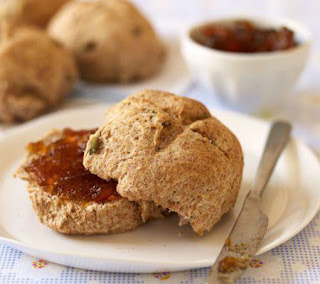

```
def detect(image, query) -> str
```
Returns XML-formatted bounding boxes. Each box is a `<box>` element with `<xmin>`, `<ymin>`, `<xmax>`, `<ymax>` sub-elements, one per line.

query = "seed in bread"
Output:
<box><xmin>48</xmin><ymin>0</ymin><xmax>164</xmax><ymax>83</ymax></box>
<box><xmin>0</xmin><ymin>26</ymin><xmax>77</xmax><ymax>123</ymax></box>
<box><xmin>83</xmin><ymin>90</ymin><xmax>244</xmax><ymax>235</ymax></box>
<box><xmin>15</xmin><ymin>128</ymin><xmax>164</xmax><ymax>235</ymax></box>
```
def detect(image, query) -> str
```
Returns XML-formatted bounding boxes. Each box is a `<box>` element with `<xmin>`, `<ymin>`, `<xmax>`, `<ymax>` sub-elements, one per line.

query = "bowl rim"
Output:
<box><xmin>182</xmin><ymin>15</ymin><xmax>312</xmax><ymax>60</ymax></box>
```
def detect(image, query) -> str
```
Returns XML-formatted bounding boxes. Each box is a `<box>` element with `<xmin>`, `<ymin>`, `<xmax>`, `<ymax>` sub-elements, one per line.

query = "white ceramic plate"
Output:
<box><xmin>0</xmin><ymin>105</ymin><xmax>319</xmax><ymax>273</ymax></box>
<box><xmin>73</xmin><ymin>29</ymin><xmax>191</xmax><ymax>101</ymax></box>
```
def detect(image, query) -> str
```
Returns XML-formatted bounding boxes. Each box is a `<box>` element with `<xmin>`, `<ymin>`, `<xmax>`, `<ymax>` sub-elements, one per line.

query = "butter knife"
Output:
<box><xmin>206</xmin><ymin>121</ymin><xmax>292</xmax><ymax>284</ymax></box>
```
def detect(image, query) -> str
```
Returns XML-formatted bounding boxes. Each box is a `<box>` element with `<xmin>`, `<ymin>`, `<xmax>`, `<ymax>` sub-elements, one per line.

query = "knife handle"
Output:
<box><xmin>250</xmin><ymin>121</ymin><xmax>291</xmax><ymax>199</ymax></box>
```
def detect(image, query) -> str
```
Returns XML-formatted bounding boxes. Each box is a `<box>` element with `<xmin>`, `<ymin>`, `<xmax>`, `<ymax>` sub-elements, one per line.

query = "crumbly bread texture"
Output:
<box><xmin>26</xmin><ymin>185</ymin><xmax>143</xmax><ymax>235</ymax></box>
<box><xmin>0</xmin><ymin>0</ymin><xmax>70</xmax><ymax>27</ymax></box>
<box><xmin>0</xmin><ymin>26</ymin><xmax>77</xmax><ymax>123</ymax></box>
<box><xmin>48</xmin><ymin>0</ymin><xmax>164</xmax><ymax>83</ymax></box>
<box><xmin>15</xmin><ymin>129</ymin><xmax>164</xmax><ymax>235</ymax></box>
<box><xmin>83</xmin><ymin>90</ymin><xmax>244</xmax><ymax>235</ymax></box>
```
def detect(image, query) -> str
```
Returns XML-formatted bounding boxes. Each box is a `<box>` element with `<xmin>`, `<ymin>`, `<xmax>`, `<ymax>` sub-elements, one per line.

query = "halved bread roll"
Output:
<box><xmin>83</xmin><ymin>90</ymin><xmax>244</xmax><ymax>235</ymax></box>
<box><xmin>15</xmin><ymin>128</ymin><xmax>164</xmax><ymax>235</ymax></box>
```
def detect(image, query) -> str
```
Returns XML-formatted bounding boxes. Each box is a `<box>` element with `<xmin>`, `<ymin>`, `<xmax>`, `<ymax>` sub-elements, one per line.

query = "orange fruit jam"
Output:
<box><xmin>25</xmin><ymin>128</ymin><xmax>120</xmax><ymax>203</ymax></box>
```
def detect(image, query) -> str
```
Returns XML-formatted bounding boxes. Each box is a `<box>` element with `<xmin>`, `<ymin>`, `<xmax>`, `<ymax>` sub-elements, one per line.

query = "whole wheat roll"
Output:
<box><xmin>84</xmin><ymin>90</ymin><xmax>244</xmax><ymax>235</ymax></box>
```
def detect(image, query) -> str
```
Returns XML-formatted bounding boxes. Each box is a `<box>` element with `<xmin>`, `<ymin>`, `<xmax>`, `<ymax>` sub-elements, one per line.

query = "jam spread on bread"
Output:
<box><xmin>193</xmin><ymin>20</ymin><xmax>297</xmax><ymax>53</ymax></box>
<box><xmin>25</xmin><ymin>128</ymin><xmax>120</xmax><ymax>203</ymax></box>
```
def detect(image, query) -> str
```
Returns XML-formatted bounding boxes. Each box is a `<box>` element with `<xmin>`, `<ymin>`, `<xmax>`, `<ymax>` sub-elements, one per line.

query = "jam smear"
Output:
<box><xmin>192</xmin><ymin>20</ymin><xmax>297</xmax><ymax>53</ymax></box>
<box><xmin>25</xmin><ymin>128</ymin><xmax>120</xmax><ymax>203</ymax></box>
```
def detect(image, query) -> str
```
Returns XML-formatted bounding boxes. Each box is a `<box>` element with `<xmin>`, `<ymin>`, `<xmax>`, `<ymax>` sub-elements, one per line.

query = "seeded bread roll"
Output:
<box><xmin>0</xmin><ymin>0</ymin><xmax>70</xmax><ymax>27</ymax></box>
<box><xmin>83</xmin><ymin>90</ymin><xmax>244</xmax><ymax>235</ymax></box>
<box><xmin>15</xmin><ymin>129</ymin><xmax>164</xmax><ymax>235</ymax></box>
<box><xmin>0</xmin><ymin>26</ymin><xmax>77</xmax><ymax>123</ymax></box>
<box><xmin>48</xmin><ymin>0</ymin><xmax>164</xmax><ymax>83</ymax></box>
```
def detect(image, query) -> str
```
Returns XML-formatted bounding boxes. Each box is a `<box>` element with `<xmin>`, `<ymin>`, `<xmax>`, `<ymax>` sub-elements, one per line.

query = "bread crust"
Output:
<box><xmin>48</xmin><ymin>0</ymin><xmax>164</xmax><ymax>83</ymax></box>
<box><xmin>84</xmin><ymin>90</ymin><xmax>244</xmax><ymax>234</ymax></box>
<box><xmin>15</xmin><ymin>129</ymin><xmax>163</xmax><ymax>235</ymax></box>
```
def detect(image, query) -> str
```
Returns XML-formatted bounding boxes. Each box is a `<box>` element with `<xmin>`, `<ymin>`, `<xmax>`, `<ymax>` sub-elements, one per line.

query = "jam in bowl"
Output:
<box><xmin>191</xmin><ymin>20</ymin><xmax>298</xmax><ymax>53</ymax></box>
<box><xmin>181</xmin><ymin>16</ymin><xmax>311</xmax><ymax>113</ymax></box>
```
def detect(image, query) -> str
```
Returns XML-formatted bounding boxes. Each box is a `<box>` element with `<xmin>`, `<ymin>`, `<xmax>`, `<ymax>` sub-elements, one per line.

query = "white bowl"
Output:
<box><xmin>181</xmin><ymin>16</ymin><xmax>312</xmax><ymax>113</ymax></box>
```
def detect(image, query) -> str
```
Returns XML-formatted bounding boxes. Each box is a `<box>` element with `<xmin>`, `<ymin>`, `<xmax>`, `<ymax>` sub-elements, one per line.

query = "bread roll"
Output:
<box><xmin>84</xmin><ymin>90</ymin><xmax>244</xmax><ymax>235</ymax></box>
<box><xmin>0</xmin><ymin>0</ymin><xmax>70</xmax><ymax>27</ymax></box>
<box><xmin>48</xmin><ymin>0</ymin><xmax>164</xmax><ymax>83</ymax></box>
<box><xmin>0</xmin><ymin>26</ymin><xmax>77</xmax><ymax>123</ymax></box>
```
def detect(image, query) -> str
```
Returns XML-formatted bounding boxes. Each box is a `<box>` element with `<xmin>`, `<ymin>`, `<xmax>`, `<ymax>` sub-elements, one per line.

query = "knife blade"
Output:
<box><xmin>206</xmin><ymin>121</ymin><xmax>292</xmax><ymax>284</ymax></box>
